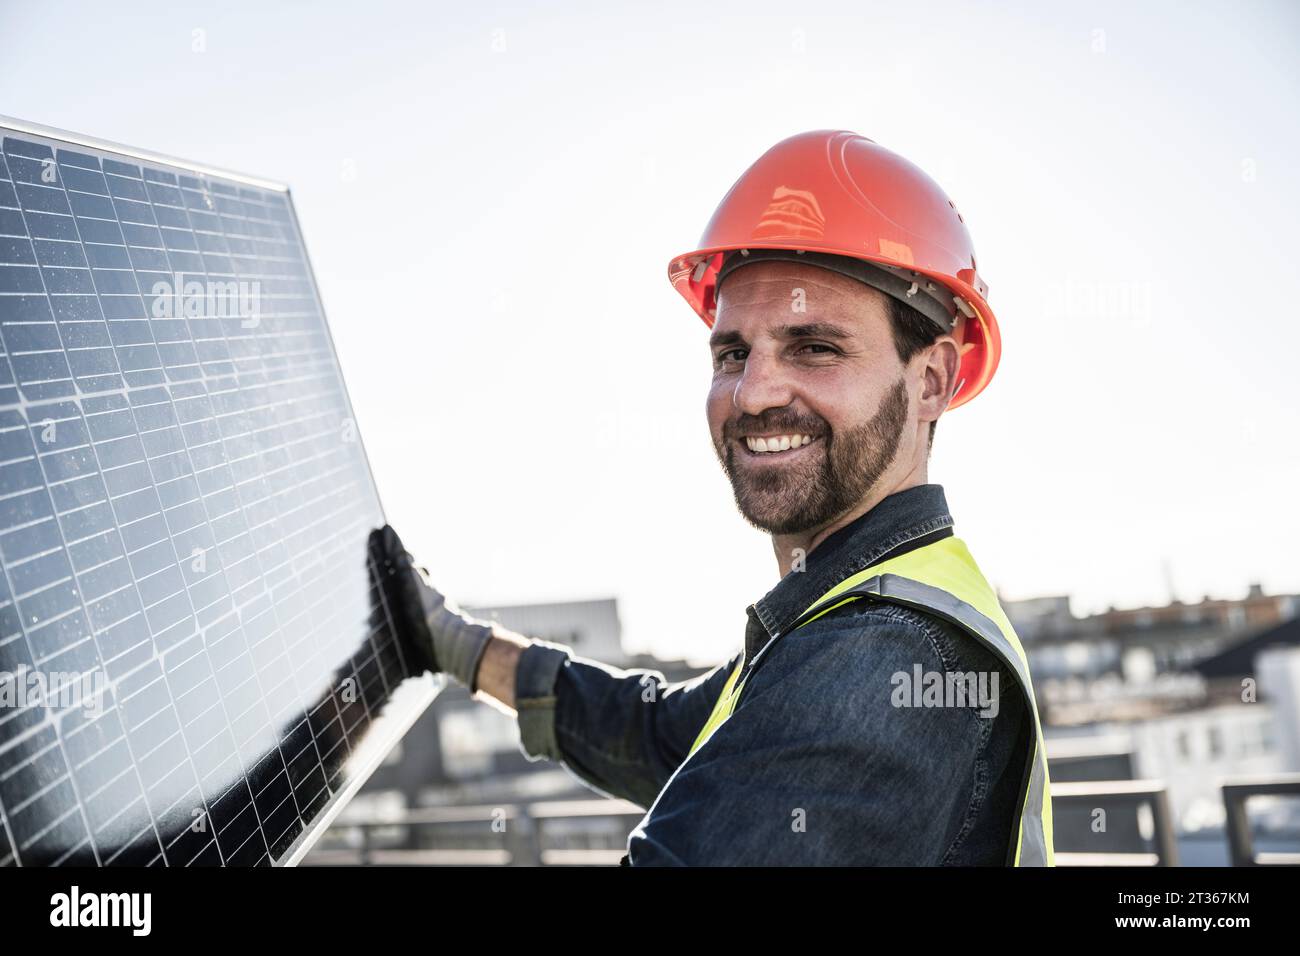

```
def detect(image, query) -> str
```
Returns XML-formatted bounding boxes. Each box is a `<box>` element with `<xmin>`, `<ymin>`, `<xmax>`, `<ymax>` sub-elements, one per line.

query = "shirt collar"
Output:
<box><xmin>743</xmin><ymin>484</ymin><xmax>954</xmax><ymax>663</ymax></box>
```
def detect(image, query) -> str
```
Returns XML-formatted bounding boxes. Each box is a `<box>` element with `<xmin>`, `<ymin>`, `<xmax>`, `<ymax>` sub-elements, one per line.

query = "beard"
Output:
<box><xmin>713</xmin><ymin>377</ymin><xmax>909</xmax><ymax>536</ymax></box>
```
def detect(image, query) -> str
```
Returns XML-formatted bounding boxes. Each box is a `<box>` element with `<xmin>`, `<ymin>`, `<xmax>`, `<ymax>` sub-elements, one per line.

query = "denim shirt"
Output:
<box><xmin>513</xmin><ymin>484</ymin><xmax>1030</xmax><ymax>865</ymax></box>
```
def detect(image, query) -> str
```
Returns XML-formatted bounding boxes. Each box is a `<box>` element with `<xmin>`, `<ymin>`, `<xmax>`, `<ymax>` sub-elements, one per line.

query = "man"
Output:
<box><xmin>372</xmin><ymin>130</ymin><xmax>1054</xmax><ymax>866</ymax></box>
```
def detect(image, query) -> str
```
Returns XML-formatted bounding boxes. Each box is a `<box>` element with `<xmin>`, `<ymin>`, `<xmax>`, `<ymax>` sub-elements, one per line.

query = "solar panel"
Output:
<box><xmin>0</xmin><ymin>118</ymin><xmax>435</xmax><ymax>866</ymax></box>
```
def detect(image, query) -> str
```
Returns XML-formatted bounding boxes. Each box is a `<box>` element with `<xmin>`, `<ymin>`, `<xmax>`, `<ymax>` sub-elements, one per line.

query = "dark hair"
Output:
<box><xmin>887</xmin><ymin>296</ymin><xmax>943</xmax><ymax>451</ymax></box>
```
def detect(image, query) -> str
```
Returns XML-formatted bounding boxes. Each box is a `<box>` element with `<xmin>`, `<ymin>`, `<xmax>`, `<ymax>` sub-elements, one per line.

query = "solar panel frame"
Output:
<box><xmin>0</xmin><ymin>116</ymin><xmax>438</xmax><ymax>867</ymax></box>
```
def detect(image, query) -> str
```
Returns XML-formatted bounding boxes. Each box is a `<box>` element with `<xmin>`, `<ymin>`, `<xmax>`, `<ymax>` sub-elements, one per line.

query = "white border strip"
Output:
<box><xmin>0</xmin><ymin>114</ymin><xmax>288</xmax><ymax>192</ymax></box>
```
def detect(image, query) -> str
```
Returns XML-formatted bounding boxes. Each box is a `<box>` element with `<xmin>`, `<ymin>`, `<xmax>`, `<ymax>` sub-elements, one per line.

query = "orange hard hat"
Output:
<box><xmin>667</xmin><ymin>130</ymin><xmax>1000</xmax><ymax>409</ymax></box>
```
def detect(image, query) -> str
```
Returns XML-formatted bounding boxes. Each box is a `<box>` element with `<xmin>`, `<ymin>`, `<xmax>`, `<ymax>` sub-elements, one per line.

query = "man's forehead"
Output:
<box><xmin>712</xmin><ymin>261</ymin><xmax>888</xmax><ymax>340</ymax></box>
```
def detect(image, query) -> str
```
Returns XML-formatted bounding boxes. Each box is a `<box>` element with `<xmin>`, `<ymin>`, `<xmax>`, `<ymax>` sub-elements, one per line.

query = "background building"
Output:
<box><xmin>1008</xmin><ymin>586</ymin><xmax>1300</xmax><ymax>865</ymax></box>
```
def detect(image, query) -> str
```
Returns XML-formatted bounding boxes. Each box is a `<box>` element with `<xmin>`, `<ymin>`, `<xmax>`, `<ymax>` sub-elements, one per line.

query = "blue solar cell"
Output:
<box><xmin>0</xmin><ymin>120</ymin><xmax>432</xmax><ymax>867</ymax></box>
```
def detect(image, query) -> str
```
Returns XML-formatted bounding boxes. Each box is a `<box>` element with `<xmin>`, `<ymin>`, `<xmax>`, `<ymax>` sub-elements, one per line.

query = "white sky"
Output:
<box><xmin>3</xmin><ymin>0</ymin><xmax>1297</xmax><ymax>664</ymax></box>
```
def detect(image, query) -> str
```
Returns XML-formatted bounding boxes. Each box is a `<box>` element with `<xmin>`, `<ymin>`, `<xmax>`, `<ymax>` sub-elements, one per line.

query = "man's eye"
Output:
<box><xmin>717</xmin><ymin>348</ymin><xmax>747</xmax><ymax>363</ymax></box>
<box><xmin>799</xmin><ymin>343</ymin><xmax>837</xmax><ymax>355</ymax></box>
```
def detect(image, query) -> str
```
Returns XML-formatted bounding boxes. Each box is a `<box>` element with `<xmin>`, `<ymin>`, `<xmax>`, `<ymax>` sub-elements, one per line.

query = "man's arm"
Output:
<box><xmin>496</xmin><ymin>638</ymin><xmax>738</xmax><ymax>809</ymax></box>
<box><xmin>472</xmin><ymin>630</ymin><xmax>529</xmax><ymax>709</ymax></box>
<box><xmin>625</xmin><ymin>603</ymin><xmax>1024</xmax><ymax>865</ymax></box>
<box><xmin>371</xmin><ymin>524</ymin><xmax>736</xmax><ymax>810</ymax></box>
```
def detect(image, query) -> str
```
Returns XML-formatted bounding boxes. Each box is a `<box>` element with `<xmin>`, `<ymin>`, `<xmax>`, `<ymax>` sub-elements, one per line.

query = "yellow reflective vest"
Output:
<box><xmin>687</xmin><ymin>534</ymin><xmax>1055</xmax><ymax>866</ymax></box>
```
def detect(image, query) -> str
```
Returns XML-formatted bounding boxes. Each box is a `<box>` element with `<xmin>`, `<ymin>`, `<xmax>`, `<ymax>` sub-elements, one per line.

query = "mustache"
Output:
<box><xmin>724</xmin><ymin>413</ymin><xmax>827</xmax><ymax>441</ymax></box>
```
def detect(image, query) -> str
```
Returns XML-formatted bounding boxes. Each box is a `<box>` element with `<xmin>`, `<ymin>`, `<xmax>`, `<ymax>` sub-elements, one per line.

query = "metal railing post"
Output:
<box><xmin>1221</xmin><ymin>773</ymin><xmax>1300</xmax><ymax>866</ymax></box>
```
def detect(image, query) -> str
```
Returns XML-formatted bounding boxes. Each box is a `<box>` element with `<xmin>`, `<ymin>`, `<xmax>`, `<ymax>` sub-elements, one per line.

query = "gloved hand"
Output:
<box><xmin>368</xmin><ymin>524</ymin><xmax>495</xmax><ymax>692</ymax></box>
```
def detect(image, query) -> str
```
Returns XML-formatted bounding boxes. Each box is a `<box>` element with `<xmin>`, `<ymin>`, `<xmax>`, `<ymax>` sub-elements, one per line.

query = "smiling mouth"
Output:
<box><xmin>738</xmin><ymin>433</ymin><xmax>821</xmax><ymax>460</ymax></box>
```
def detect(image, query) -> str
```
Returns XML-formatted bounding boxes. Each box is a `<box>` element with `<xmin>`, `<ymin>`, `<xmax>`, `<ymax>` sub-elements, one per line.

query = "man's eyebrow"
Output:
<box><xmin>708</xmin><ymin>328</ymin><xmax>746</xmax><ymax>350</ymax></box>
<box><xmin>776</xmin><ymin>321</ymin><xmax>854</xmax><ymax>341</ymax></box>
<box><xmin>708</xmin><ymin>322</ymin><xmax>854</xmax><ymax>351</ymax></box>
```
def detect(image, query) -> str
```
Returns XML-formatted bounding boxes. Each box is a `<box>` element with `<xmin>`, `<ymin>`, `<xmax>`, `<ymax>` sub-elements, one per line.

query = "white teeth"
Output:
<box><xmin>745</xmin><ymin>434</ymin><xmax>815</xmax><ymax>453</ymax></box>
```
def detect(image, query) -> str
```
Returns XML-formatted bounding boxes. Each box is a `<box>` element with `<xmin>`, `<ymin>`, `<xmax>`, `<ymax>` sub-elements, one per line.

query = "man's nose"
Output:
<box><xmin>732</xmin><ymin>350</ymin><xmax>796</xmax><ymax>416</ymax></box>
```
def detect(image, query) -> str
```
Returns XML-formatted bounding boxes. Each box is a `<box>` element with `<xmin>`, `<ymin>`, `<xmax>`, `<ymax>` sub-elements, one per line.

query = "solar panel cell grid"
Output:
<box><xmin>0</xmin><ymin>123</ymin><xmax>428</xmax><ymax>866</ymax></box>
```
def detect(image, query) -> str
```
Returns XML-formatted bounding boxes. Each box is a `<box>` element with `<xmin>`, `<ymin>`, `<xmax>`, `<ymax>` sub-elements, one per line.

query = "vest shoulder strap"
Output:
<box><xmin>786</xmin><ymin>535</ymin><xmax>1053</xmax><ymax>866</ymax></box>
<box><xmin>685</xmin><ymin>534</ymin><xmax>1055</xmax><ymax>865</ymax></box>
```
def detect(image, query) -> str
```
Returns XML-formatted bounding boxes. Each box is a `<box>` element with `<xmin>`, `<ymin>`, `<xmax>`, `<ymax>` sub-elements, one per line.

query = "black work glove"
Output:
<box><xmin>368</xmin><ymin>524</ymin><xmax>494</xmax><ymax>692</ymax></box>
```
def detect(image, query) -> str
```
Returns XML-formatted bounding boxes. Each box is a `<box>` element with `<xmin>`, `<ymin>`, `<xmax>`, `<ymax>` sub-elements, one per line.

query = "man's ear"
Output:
<box><xmin>917</xmin><ymin>336</ymin><xmax>961</xmax><ymax>425</ymax></box>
